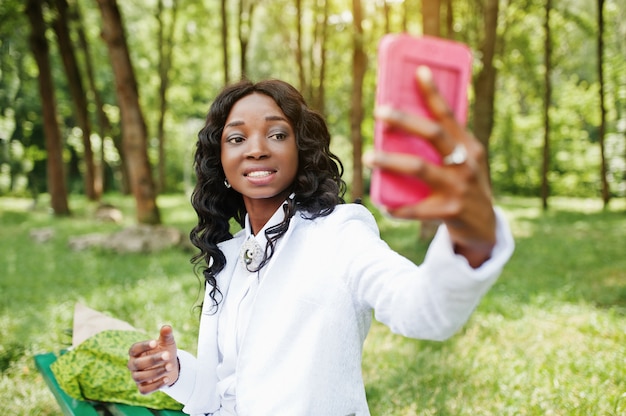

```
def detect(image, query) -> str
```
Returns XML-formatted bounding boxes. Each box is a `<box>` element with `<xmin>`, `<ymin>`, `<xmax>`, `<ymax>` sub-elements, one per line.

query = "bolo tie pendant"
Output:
<box><xmin>239</xmin><ymin>236</ymin><xmax>263</xmax><ymax>270</ymax></box>
<box><xmin>243</xmin><ymin>247</ymin><xmax>255</xmax><ymax>265</ymax></box>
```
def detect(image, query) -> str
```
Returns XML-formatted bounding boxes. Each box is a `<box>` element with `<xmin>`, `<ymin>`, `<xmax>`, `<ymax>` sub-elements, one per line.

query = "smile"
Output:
<box><xmin>245</xmin><ymin>170</ymin><xmax>274</xmax><ymax>178</ymax></box>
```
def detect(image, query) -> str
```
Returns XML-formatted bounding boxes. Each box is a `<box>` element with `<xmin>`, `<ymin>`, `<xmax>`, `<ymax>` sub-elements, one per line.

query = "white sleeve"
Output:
<box><xmin>160</xmin><ymin>349</ymin><xmax>197</xmax><ymax>405</ymax></box>
<box><xmin>346</xmin><ymin>206</ymin><xmax>514</xmax><ymax>341</ymax></box>
<box><xmin>424</xmin><ymin>207</ymin><xmax>515</xmax><ymax>284</ymax></box>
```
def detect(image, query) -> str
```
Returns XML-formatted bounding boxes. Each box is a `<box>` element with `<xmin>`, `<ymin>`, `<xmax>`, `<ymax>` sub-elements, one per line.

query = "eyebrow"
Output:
<box><xmin>224</xmin><ymin>115</ymin><xmax>288</xmax><ymax>129</ymax></box>
<box><xmin>225</xmin><ymin>120</ymin><xmax>244</xmax><ymax>128</ymax></box>
<box><xmin>265</xmin><ymin>115</ymin><xmax>288</xmax><ymax>123</ymax></box>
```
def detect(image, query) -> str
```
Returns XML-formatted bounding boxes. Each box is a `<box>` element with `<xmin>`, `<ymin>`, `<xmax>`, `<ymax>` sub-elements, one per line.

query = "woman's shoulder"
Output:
<box><xmin>300</xmin><ymin>203</ymin><xmax>378</xmax><ymax>232</ymax></box>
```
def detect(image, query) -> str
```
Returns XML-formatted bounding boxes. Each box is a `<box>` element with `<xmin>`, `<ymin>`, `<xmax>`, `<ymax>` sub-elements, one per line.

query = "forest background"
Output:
<box><xmin>1</xmin><ymin>0</ymin><xmax>626</xmax><ymax>415</ymax></box>
<box><xmin>1</xmin><ymin>0</ymin><xmax>625</xmax><ymax>220</ymax></box>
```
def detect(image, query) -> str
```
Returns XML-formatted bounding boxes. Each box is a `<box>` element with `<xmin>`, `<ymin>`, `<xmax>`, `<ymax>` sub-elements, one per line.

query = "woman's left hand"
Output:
<box><xmin>363</xmin><ymin>66</ymin><xmax>496</xmax><ymax>268</ymax></box>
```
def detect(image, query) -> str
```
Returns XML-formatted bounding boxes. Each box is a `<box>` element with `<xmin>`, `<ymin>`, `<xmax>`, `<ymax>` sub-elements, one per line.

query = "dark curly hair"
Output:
<box><xmin>190</xmin><ymin>79</ymin><xmax>346</xmax><ymax>313</ymax></box>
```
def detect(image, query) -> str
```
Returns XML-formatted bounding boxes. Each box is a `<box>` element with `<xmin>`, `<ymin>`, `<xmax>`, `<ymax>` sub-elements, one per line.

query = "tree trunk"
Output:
<box><xmin>156</xmin><ymin>0</ymin><xmax>178</xmax><ymax>193</ymax></box>
<box><xmin>422</xmin><ymin>0</ymin><xmax>440</xmax><ymax>36</ymax></box>
<box><xmin>597</xmin><ymin>0</ymin><xmax>610</xmax><ymax>207</ymax></box>
<box><xmin>383</xmin><ymin>0</ymin><xmax>390</xmax><ymax>33</ymax></box>
<box><xmin>238</xmin><ymin>0</ymin><xmax>255</xmax><ymax>79</ymax></box>
<box><xmin>51</xmin><ymin>0</ymin><xmax>98</xmax><ymax>201</ymax></box>
<box><xmin>312</xmin><ymin>0</ymin><xmax>329</xmax><ymax>114</ymax></box>
<box><xmin>473</xmin><ymin>0</ymin><xmax>499</xmax><ymax>153</ymax></box>
<box><xmin>295</xmin><ymin>0</ymin><xmax>307</xmax><ymax>97</ymax></box>
<box><xmin>96</xmin><ymin>0</ymin><xmax>161</xmax><ymax>224</ymax></box>
<box><xmin>541</xmin><ymin>0</ymin><xmax>552</xmax><ymax>211</ymax></box>
<box><xmin>401</xmin><ymin>0</ymin><xmax>408</xmax><ymax>32</ymax></box>
<box><xmin>221</xmin><ymin>0</ymin><xmax>230</xmax><ymax>85</ymax></box>
<box><xmin>444</xmin><ymin>0</ymin><xmax>453</xmax><ymax>39</ymax></box>
<box><xmin>76</xmin><ymin>1</ymin><xmax>129</xmax><ymax>194</ymax></box>
<box><xmin>75</xmin><ymin>1</ymin><xmax>110</xmax><ymax>195</ymax></box>
<box><xmin>25</xmin><ymin>0</ymin><xmax>71</xmax><ymax>216</ymax></box>
<box><xmin>350</xmin><ymin>0</ymin><xmax>366</xmax><ymax>202</ymax></box>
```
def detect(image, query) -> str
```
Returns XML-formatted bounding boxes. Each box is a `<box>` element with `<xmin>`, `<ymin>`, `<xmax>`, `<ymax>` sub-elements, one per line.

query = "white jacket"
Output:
<box><xmin>163</xmin><ymin>204</ymin><xmax>514</xmax><ymax>415</ymax></box>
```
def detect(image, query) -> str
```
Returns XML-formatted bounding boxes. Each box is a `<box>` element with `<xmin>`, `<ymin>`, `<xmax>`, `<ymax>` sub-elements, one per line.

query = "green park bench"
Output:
<box><xmin>34</xmin><ymin>352</ymin><xmax>185</xmax><ymax>416</ymax></box>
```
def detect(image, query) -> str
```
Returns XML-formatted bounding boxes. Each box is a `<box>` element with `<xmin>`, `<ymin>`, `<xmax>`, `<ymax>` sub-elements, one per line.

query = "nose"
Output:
<box><xmin>245</xmin><ymin>135</ymin><xmax>269</xmax><ymax>159</ymax></box>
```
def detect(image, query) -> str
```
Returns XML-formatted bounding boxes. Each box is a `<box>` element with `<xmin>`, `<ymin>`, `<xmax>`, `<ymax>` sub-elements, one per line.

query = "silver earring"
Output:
<box><xmin>224</xmin><ymin>179</ymin><xmax>231</xmax><ymax>189</ymax></box>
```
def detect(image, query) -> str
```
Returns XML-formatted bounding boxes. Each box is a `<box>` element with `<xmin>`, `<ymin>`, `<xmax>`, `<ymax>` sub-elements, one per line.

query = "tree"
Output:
<box><xmin>238</xmin><ymin>0</ymin><xmax>256</xmax><ymax>79</ymax></box>
<box><xmin>473</xmin><ymin>0</ymin><xmax>500</xmax><ymax>154</ymax></box>
<box><xmin>25</xmin><ymin>0</ymin><xmax>70</xmax><ymax>216</ymax></box>
<box><xmin>156</xmin><ymin>0</ymin><xmax>178</xmax><ymax>192</ymax></box>
<box><xmin>96</xmin><ymin>0</ymin><xmax>160</xmax><ymax>224</ymax></box>
<box><xmin>401</xmin><ymin>0</ymin><xmax>409</xmax><ymax>32</ymax></box>
<box><xmin>350</xmin><ymin>0</ymin><xmax>366</xmax><ymax>202</ymax></box>
<box><xmin>597</xmin><ymin>0</ymin><xmax>610</xmax><ymax>206</ymax></box>
<box><xmin>422</xmin><ymin>0</ymin><xmax>441</xmax><ymax>36</ymax></box>
<box><xmin>311</xmin><ymin>0</ymin><xmax>329</xmax><ymax>113</ymax></box>
<box><xmin>220</xmin><ymin>0</ymin><xmax>230</xmax><ymax>84</ymax></box>
<box><xmin>73</xmin><ymin>1</ymin><xmax>125</xmax><ymax>194</ymax></box>
<box><xmin>5</xmin><ymin>0</ymin><xmax>624</xmax><ymax>205</ymax></box>
<box><xmin>541</xmin><ymin>0</ymin><xmax>552</xmax><ymax>210</ymax></box>
<box><xmin>295</xmin><ymin>0</ymin><xmax>306</xmax><ymax>95</ymax></box>
<box><xmin>382</xmin><ymin>0</ymin><xmax>390</xmax><ymax>33</ymax></box>
<box><xmin>443</xmin><ymin>0</ymin><xmax>453</xmax><ymax>39</ymax></box>
<box><xmin>50</xmin><ymin>0</ymin><xmax>99</xmax><ymax>200</ymax></box>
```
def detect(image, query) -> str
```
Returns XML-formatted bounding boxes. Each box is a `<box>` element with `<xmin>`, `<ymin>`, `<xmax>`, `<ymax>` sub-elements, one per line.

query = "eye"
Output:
<box><xmin>269</xmin><ymin>132</ymin><xmax>287</xmax><ymax>141</ymax></box>
<box><xmin>226</xmin><ymin>135</ymin><xmax>245</xmax><ymax>144</ymax></box>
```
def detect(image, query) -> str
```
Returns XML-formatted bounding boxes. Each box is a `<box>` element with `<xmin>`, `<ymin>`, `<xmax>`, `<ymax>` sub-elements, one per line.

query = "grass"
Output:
<box><xmin>1</xmin><ymin>193</ymin><xmax>625</xmax><ymax>415</ymax></box>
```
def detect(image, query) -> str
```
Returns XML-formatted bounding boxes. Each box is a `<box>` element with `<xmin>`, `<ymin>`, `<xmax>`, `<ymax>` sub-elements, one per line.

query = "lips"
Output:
<box><xmin>245</xmin><ymin>170</ymin><xmax>275</xmax><ymax>178</ymax></box>
<box><xmin>243</xmin><ymin>169</ymin><xmax>278</xmax><ymax>185</ymax></box>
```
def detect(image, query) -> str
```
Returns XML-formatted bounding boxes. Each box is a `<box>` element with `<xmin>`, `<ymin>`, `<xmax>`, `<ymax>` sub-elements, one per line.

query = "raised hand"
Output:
<box><xmin>127</xmin><ymin>325</ymin><xmax>179</xmax><ymax>394</ymax></box>
<box><xmin>364</xmin><ymin>66</ymin><xmax>496</xmax><ymax>268</ymax></box>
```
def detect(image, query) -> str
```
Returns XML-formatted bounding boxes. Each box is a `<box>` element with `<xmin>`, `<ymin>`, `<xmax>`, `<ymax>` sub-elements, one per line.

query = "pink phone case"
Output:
<box><xmin>370</xmin><ymin>34</ymin><xmax>472</xmax><ymax>210</ymax></box>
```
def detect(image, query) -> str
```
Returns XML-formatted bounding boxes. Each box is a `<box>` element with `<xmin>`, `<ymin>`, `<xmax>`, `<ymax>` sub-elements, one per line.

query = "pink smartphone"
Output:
<box><xmin>370</xmin><ymin>34</ymin><xmax>472</xmax><ymax>210</ymax></box>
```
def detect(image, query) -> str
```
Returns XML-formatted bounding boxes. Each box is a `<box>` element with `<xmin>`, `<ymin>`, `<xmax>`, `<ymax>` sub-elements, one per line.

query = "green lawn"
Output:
<box><xmin>1</xmin><ymin>194</ymin><xmax>625</xmax><ymax>415</ymax></box>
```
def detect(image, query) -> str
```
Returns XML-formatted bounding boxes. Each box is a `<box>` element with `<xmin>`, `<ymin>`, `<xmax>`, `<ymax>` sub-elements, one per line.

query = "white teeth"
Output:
<box><xmin>246</xmin><ymin>171</ymin><xmax>272</xmax><ymax>178</ymax></box>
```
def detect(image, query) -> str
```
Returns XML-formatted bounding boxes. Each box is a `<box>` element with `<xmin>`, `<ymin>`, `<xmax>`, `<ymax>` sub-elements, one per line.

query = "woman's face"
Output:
<box><xmin>221</xmin><ymin>93</ymin><xmax>299</xmax><ymax>210</ymax></box>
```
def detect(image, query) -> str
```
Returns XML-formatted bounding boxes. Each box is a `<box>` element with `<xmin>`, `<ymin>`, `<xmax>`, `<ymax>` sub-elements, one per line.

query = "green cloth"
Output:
<box><xmin>50</xmin><ymin>329</ymin><xmax>183</xmax><ymax>410</ymax></box>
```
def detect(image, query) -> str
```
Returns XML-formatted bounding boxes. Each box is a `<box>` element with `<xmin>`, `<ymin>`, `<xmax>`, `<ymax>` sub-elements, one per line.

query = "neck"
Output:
<box><xmin>244</xmin><ymin>202</ymin><xmax>280</xmax><ymax>235</ymax></box>
<box><xmin>244</xmin><ymin>192</ymin><xmax>291</xmax><ymax>235</ymax></box>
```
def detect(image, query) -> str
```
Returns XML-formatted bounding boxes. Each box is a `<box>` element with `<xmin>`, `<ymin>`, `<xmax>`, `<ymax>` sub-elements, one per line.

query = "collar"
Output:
<box><xmin>244</xmin><ymin>200</ymin><xmax>289</xmax><ymax>248</ymax></box>
<box><xmin>239</xmin><ymin>200</ymin><xmax>289</xmax><ymax>271</ymax></box>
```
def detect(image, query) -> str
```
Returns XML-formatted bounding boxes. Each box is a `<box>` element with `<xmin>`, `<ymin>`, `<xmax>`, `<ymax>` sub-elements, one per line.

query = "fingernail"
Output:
<box><xmin>149</xmin><ymin>340</ymin><xmax>157</xmax><ymax>348</ymax></box>
<box><xmin>362</xmin><ymin>151</ymin><xmax>376</xmax><ymax>167</ymax></box>
<box><xmin>374</xmin><ymin>105</ymin><xmax>394</xmax><ymax>119</ymax></box>
<box><xmin>162</xmin><ymin>351</ymin><xmax>170</xmax><ymax>361</ymax></box>
<box><xmin>417</xmin><ymin>65</ymin><xmax>432</xmax><ymax>81</ymax></box>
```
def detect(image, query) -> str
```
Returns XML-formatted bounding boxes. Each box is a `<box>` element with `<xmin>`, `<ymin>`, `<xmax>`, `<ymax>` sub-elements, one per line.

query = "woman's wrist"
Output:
<box><xmin>166</xmin><ymin>356</ymin><xmax>181</xmax><ymax>387</ymax></box>
<box><xmin>454</xmin><ymin>242</ymin><xmax>494</xmax><ymax>269</ymax></box>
